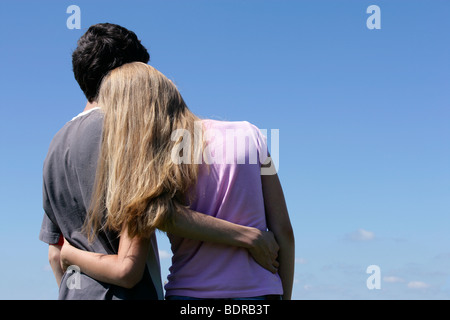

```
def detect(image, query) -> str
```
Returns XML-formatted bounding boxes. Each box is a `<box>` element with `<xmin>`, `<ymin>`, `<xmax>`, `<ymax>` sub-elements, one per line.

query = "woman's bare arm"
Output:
<box><xmin>60</xmin><ymin>227</ymin><xmax>150</xmax><ymax>289</ymax></box>
<box><xmin>261</xmin><ymin>172</ymin><xmax>295</xmax><ymax>300</ymax></box>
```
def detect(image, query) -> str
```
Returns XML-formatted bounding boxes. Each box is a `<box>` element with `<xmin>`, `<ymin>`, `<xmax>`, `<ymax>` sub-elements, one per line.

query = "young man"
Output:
<box><xmin>39</xmin><ymin>23</ymin><xmax>279</xmax><ymax>300</ymax></box>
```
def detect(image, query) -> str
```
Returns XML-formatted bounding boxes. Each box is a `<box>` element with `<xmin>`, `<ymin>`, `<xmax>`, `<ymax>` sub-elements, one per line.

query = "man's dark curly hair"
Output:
<box><xmin>72</xmin><ymin>23</ymin><xmax>150</xmax><ymax>102</ymax></box>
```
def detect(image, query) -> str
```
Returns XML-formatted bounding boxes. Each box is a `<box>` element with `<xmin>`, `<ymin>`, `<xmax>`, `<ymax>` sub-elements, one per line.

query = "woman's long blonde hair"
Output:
<box><xmin>84</xmin><ymin>62</ymin><xmax>201</xmax><ymax>240</ymax></box>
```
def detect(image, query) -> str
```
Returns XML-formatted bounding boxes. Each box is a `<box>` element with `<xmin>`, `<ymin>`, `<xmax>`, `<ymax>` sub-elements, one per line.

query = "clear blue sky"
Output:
<box><xmin>0</xmin><ymin>0</ymin><xmax>449</xmax><ymax>299</ymax></box>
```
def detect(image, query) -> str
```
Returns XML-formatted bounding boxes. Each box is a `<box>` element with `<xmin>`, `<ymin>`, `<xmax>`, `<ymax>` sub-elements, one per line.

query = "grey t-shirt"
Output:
<box><xmin>39</xmin><ymin>108</ymin><xmax>163</xmax><ymax>300</ymax></box>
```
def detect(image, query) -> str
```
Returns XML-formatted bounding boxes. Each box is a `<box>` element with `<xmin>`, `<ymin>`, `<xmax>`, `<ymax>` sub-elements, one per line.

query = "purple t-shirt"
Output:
<box><xmin>165</xmin><ymin>119</ymin><xmax>283</xmax><ymax>298</ymax></box>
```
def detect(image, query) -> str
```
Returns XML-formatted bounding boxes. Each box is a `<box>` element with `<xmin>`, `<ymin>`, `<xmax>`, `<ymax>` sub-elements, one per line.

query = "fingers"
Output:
<box><xmin>248</xmin><ymin>230</ymin><xmax>281</xmax><ymax>274</ymax></box>
<box><xmin>265</xmin><ymin>258</ymin><xmax>279</xmax><ymax>274</ymax></box>
<box><xmin>265</xmin><ymin>263</ymin><xmax>277</xmax><ymax>274</ymax></box>
<box><xmin>255</xmin><ymin>255</ymin><xmax>279</xmax><ymax>274</ymax></box>
<box><xmin>269</xmin><ymin>262</ymin><xmax>279</xmax><ymax>274</ymax></box>
<box><xmin>271</xmin><ymin>259</ymin><xmax>280</xmax><ymax>274</ymax></box>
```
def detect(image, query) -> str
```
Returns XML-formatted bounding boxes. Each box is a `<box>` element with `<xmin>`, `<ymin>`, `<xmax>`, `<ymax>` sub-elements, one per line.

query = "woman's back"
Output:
<box><xmin>165</xmin><ymin>119</ymin><xmax>283</xmax><ymax>299</ymax></box>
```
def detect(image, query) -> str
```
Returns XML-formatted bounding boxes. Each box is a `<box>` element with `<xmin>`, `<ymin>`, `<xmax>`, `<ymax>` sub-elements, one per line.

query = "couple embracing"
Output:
<box><xmin>39</xmin><ymin>23</ymin><xmax>294</xmax><ymax>300</ymax></box>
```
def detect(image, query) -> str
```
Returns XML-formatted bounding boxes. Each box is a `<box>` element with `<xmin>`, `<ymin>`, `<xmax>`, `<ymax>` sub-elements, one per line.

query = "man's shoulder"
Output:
<box><xmin>44</xmin><ymin>109</ymin><xmax>103</xmax><ymax>165</ymax></box>
<box><xmin>49</xmin><ymin>109</ymin><xmax>102</xmax><ymax>145</ymax></box>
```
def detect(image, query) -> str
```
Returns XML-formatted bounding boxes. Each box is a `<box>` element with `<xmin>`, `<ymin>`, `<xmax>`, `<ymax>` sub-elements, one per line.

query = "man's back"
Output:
<box><xmin>39</xmin><ymin>108</ymin><xmax>163</xmax><ymax>299</ymax></box>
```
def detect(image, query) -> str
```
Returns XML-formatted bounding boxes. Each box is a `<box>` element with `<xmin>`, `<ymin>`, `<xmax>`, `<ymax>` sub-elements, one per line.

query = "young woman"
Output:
<box><xmin>61</xmin><ymin>62</ymin><xmax>295</xmax><ymax>299</ymax></box>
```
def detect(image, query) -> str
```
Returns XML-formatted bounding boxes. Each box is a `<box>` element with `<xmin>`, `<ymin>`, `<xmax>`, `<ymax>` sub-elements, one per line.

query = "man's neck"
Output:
<box><xmin>84</xmin><ymin>101</ymin><xmax>98</xmax><ymax>112</ymax></box>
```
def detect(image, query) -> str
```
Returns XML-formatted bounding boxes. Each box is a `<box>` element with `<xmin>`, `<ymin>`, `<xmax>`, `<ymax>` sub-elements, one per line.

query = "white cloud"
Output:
<box><xmin>407</xmin><ymin>281</ymin><xmax>430</xmax><ymax>289</ymax></box>
<box><xmin>159</xmin><ymin>250</ymin><xmax>172</xmax><ymax>260</ymax></box>
<box><xmin>345</xmin><ymin>228</ymin><xmax>375</xmax><ymax>242</ymax></box>
<box><xmin>383</xmin><ymin>276</ymin><xmax>405</xmax><ymax>283</ymax></box>
<box><xmin>295</xmin><ymin>258</ymin><xmax>308</xmax><ymax>264</ymax></box>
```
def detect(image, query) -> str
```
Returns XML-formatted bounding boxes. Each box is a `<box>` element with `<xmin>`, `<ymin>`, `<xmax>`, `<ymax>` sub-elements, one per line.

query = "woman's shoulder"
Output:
<box><xmin>202</xmin><ymin>119</ymin><xmax>260</xmax><ymax>132</ymax></box>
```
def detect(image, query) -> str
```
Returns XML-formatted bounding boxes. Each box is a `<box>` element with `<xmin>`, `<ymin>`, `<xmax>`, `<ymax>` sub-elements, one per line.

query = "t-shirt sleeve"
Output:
<box><xmin>249</xmin><ymin>122</ymin><xmax>269</xmax><ymax>166</ymax></box>
<box><xmin>39</xmin><ymin>213</ymin><xmax>61</xmax><ymax>245</ymax></box>
<box><xmin>39</xmin><ymin>180</ymin><xmax>61</xmax><ymax>245</ymax></box>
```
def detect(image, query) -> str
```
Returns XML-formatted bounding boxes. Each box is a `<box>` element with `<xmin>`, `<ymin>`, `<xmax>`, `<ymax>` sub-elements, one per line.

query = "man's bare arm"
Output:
<box><xmin>162</xmin><ymin>208</ymin><xmax>280</xmax><ymax>273</ymax></box>
<box><xmin>48</xmin><ymin>244</ymin><xmax>64</xmax><ymax>287</ymax></box>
